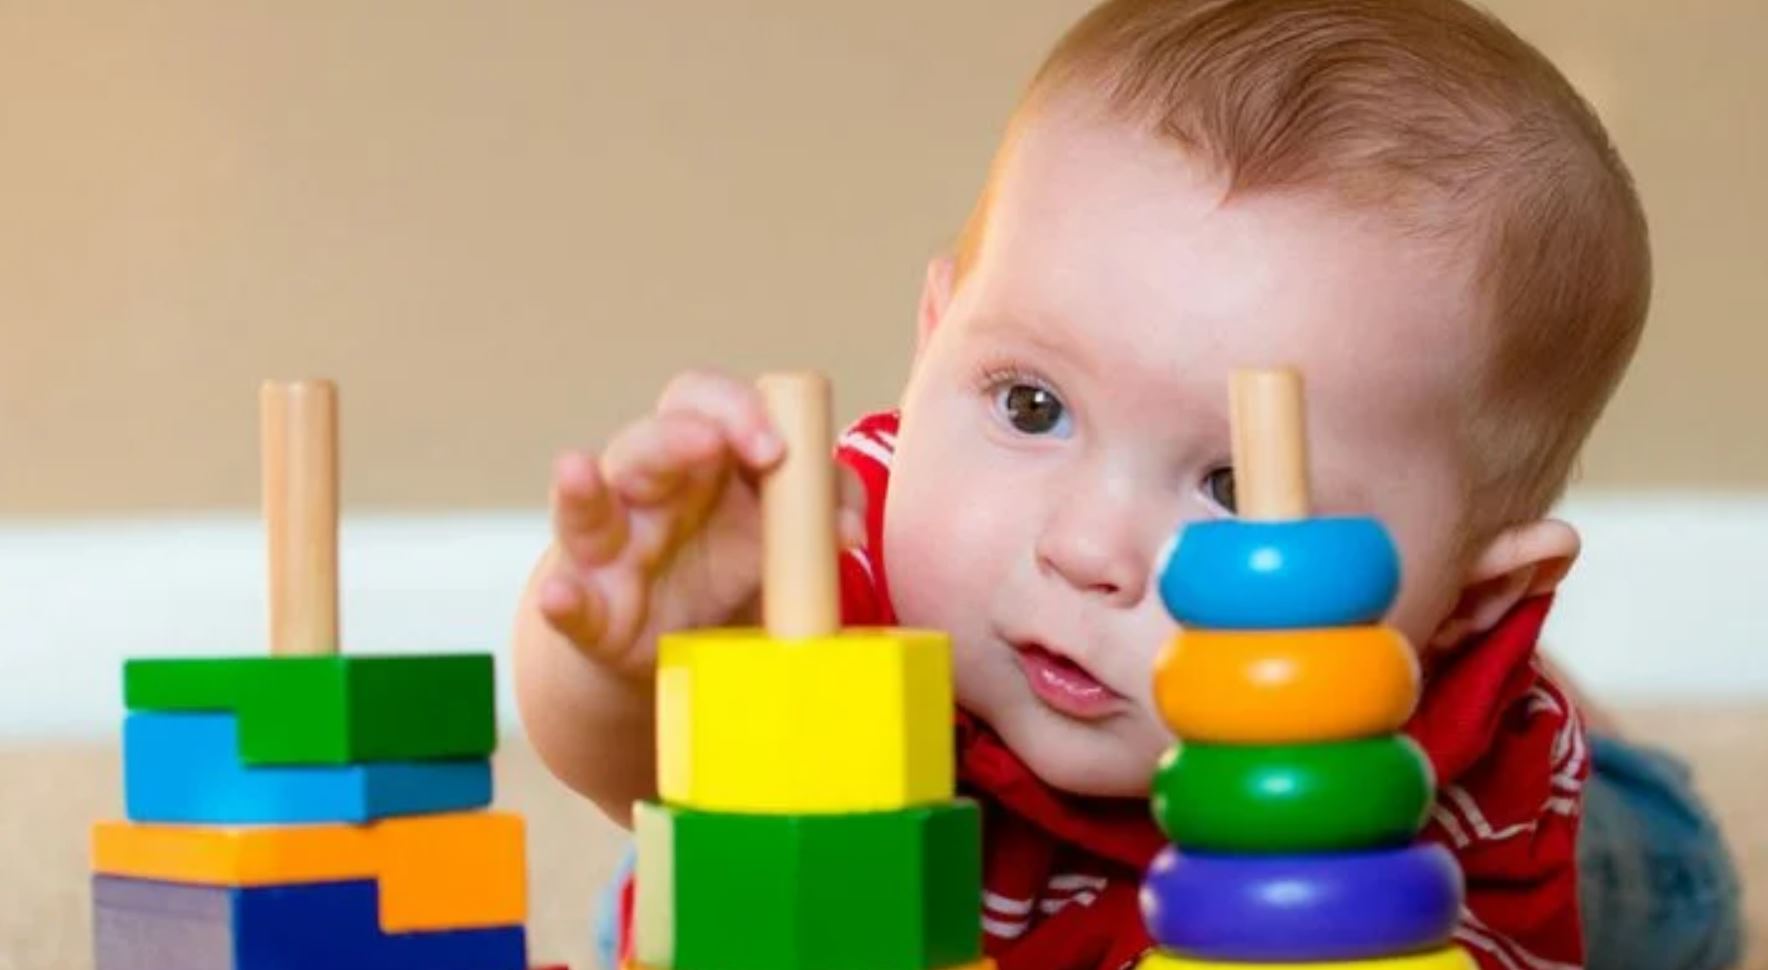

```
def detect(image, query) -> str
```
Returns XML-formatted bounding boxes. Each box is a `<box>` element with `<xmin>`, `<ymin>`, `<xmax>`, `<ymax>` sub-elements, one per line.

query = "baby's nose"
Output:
<box><xmin>1034</xmin><ymin>506</ymin><xmax>1150</xmax><ymax>607</ymax></box>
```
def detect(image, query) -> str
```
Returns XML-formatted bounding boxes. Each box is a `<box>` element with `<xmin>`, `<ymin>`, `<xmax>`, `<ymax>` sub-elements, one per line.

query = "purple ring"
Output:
<box><xmin>1141</xmin><ymin>844</ymin><xmax>1463</xmax><ymax>962</ymax></box>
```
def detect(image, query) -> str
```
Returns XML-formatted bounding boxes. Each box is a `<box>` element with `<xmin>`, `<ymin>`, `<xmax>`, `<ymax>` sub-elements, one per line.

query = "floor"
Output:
<box><xmin>3</xmin><ymin>706</ymin><xmax>1760</xmax><ymax>970</ymax></box>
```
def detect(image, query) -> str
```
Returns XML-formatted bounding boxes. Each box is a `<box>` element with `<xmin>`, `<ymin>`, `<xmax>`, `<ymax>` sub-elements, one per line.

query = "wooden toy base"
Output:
<box><xmin>1135</xmin><ymin>947</ymin><xmax>1474</xmax><ymax>969</ymax></box>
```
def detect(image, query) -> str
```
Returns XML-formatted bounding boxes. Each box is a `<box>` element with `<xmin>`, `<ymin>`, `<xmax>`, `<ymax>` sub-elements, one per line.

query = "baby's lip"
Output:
<box><xmin>1008</xmin><ymin>636</ymin><xmax>1128</xmax><ymax>720</ymax></box>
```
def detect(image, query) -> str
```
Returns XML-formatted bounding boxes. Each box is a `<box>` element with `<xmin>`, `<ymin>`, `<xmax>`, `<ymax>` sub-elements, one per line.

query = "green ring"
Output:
<box><xmin>1152</xmin><ymin>736</ymin><xmax>1433</xmax><ymax>853</ymax></box>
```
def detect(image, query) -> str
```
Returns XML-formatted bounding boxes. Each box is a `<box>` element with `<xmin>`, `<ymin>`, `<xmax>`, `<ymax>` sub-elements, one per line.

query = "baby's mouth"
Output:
<box><xmin>1011</xmin><ymin>641</ymin><xmax>1127</xmax><ymax>721</ymax></box>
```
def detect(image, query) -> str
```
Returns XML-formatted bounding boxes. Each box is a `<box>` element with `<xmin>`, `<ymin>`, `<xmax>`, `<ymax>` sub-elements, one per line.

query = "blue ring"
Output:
<box><xmin>1140</xmin><ymin>844</ymin><xmax>1463</xmax><ymax>962</ymax></box>
<box><xmin>1157</xmin><ymin>518</ymin><xmax>1400</xmax><ymax>629</ymax></box>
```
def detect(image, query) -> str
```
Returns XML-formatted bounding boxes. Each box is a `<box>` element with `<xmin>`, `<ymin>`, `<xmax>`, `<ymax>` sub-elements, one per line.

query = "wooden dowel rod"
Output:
<box><xmin>262</xmin><ymin>380</ymin><xmax>340</xmax><ymax>656</ymax></box>
<box><xmin>757</xmin><ymin>372</ymin><xmax>839</xmax><ymax>639</ymax></box>
<box><xmin>1229</xmin><ymin>369</ymin><xmax>1311</xmax><ymax>521</ymax></box>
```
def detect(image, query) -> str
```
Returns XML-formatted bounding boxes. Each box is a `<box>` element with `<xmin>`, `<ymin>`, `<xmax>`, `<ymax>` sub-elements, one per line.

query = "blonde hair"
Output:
<box><xmin>958</xmin><ymin>0</ymin><xmax>1650</xmax><ymax>531</ymax></box>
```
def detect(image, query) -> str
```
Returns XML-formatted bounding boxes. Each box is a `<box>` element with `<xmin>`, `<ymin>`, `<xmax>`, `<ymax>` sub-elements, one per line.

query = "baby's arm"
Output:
<box><xmin>512</xmin><ymin>372</ymin><xmax>786</xmax><ymax>827</ymax></box>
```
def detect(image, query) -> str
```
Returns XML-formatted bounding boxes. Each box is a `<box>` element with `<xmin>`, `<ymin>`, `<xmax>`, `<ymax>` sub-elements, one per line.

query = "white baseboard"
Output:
<box><xmin>1</xmin><ymin>493</ymin><xmax>1762</xmax><ymax>740</ymax></box>
<box><xmin>0</xmin><ymin>513</ymin><xmax>546</xmax><ymax>741</ymax></box>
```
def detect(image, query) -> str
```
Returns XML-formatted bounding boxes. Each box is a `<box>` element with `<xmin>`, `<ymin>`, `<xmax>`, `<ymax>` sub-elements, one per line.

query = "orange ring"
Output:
<box><xmin>1154</xmin><ymin>626</ymin><xmax>1419</xmax><ymax>743</ymax></box>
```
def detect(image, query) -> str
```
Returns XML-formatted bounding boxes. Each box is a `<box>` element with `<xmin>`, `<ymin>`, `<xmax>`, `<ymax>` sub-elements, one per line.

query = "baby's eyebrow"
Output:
<box><xmin>966</xmin><ymin>315</ymin><xmax>1091</xmax><ymax>372</ymax></box>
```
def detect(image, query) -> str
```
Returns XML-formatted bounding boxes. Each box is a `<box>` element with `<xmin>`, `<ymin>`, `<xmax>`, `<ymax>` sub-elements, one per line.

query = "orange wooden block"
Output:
<box><xmin>1154</xmin><ymin>626</ymin><xmax>1419</xmax><ymax>743</ymax></box>
<box><xmin>91</xmin><ymin>811</ymin><xmax>525</xmax><ymax>933</ymax></box>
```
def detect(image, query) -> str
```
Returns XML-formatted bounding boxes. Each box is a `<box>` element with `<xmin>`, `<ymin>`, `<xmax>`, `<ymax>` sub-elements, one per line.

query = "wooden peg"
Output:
<box><xmin>1229</xmin><ymin>369</ymin><xmax>1311</xmax><ymax>521</ymax></box>
<box><xmin>261</xmin><ymin>380</ymin><xmax>339</xmax><ymax>656</ymax></box>
<box><xmin>756</xmin><ymin>372</ymin><xmax>839</xmax><ymax>639</ymax></box>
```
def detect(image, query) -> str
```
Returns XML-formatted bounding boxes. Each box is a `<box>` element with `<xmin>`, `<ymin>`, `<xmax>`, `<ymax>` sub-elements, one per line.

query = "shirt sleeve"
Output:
<box><xmin>834</xmin><ymin>409</ymin><xmax>899</xmax><ymax>626</ymax></box>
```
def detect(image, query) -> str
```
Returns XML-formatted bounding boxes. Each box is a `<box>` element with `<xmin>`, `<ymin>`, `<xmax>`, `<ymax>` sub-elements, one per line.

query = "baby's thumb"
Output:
<box><xmin>837</xmin><ymin>464</ymin><xmax>869</xmax><ymax>550</ymax></box>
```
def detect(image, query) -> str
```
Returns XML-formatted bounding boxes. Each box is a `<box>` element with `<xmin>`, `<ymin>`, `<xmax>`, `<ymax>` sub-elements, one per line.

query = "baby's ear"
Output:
<box><xmin>916</xmin><ymin>254</ymin><xmax>957</xmax><ymax>358</ymax></box>
<box><xmin>1427</xmin><ymin>519</ymin><xmax>1581</xmax><ymax>651</ymax></box>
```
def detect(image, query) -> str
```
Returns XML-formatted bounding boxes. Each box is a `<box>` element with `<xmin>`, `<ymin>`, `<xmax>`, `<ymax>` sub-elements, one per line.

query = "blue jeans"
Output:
<box><xmin>594</xmin><ymin>734</ymin><xmax>1744</xmax><ymax>970</ymax></box>
<box><xmin>1579</xmin><ymin>734</ymin><xmax>1743</xmax><ymax>970</ymax></box>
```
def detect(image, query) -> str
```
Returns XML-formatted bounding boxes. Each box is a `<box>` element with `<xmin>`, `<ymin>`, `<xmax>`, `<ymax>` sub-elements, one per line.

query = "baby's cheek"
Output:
<box><xmin>946</xmin><ymin>635</ymin><xmax>1003</xmax><ymax>711</ymax></box>
<box><xmin>886</xmin><ymin>496</ymin><xmax>1007</xmax><ymax>628</ymax></box>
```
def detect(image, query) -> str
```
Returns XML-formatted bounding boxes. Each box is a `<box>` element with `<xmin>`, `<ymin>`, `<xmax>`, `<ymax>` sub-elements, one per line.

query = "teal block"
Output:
<box><xmin>124</xmin><ymin>712</ymin><xmax>490</xmax><ymax>824</ymax></box>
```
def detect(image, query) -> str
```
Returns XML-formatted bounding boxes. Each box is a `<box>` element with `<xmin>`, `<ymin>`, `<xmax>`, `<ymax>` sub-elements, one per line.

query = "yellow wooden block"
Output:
<box><xmin>90</xmin><ymin>811</ymin><xmax>525</xmax><ymax>932</ymax></box>
<box><xmin>657</xmin><ymin>627</ymin><xmax>953</xmax><ymax>813</ymax></box>
<box><xmin>1137</xmin><ymin>948</ymin><xmax>1474</xmax><ymax>969</ymax></box>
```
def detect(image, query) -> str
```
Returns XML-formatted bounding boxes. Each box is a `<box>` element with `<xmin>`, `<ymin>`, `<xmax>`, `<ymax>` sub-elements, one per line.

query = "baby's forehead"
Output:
<box><xmin>968</xmin><ymin>134</ymin><xmax>1481</xmax><ymax>373</ymax></box>
<box><xmin>989</xmin><ymin>105</ymin><xmax>1476</xmax><ymax>288</ymax></box>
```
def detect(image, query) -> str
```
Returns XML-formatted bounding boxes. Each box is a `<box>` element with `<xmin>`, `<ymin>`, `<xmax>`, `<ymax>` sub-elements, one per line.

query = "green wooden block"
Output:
<box><xmin>122</xmin><ymin>655</ymin><xmax>495</xmax><ymax>766</ymax></box>
<box><xmin>634</xmin><ymin>800</ymin><xmax>982</xmax><ymax>970</ymax></box>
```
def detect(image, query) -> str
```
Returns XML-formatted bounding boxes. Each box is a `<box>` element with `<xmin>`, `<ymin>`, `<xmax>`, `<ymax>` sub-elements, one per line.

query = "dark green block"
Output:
<box><xmin>1152</xmin><ymin>735</ymin><xmax>1433</xmax><ymax>853</ymax></box>
<box><xmin>122</xmin><ymin>655</ymin><xmax>495</xmax><ymax>766</ymax></box>
<box><xmin>634</xmin><ymin>800</ymin><xmax>981</xmax><ymax>970</ymax></box>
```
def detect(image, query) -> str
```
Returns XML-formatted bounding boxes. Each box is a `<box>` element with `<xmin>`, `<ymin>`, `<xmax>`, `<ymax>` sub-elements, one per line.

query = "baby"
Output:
<box><xmin>515</xmin><ymin>1</ymin><xmax>1739</xmax><ymax>967</ymax></box>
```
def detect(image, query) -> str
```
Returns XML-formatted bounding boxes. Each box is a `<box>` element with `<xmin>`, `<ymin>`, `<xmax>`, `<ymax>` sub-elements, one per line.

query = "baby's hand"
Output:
<box><xmin>536</xmin><ymin>370</ymin><xmax>865</xmax><ymax>680</ymax></box>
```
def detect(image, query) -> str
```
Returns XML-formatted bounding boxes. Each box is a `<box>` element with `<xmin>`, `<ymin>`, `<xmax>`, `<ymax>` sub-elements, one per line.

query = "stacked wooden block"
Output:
<box><xmin>88</xmin><ymin>380</ymin><xmax>533</xmax><ymax>970</ymax></box>
<box><xmin>91</xmin><ymin>655</ymin><xmax>528</xmax><ymax>970</ymax></box>
<box><xmin>626</xmin><ymin>374</ymin><xmax>990</xmax><ymax>970</ymax></box>
<box><xmin>1135</xmin><ymin>372</ymin><xmax>1472</xmax><ymax>970</ymax></box>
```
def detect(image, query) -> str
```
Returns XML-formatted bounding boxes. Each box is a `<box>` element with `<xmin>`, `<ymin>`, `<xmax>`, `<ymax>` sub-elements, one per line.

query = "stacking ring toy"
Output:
<box><xmin>1152</xmin><ymin>736</ymin><xmax>1433</xmax><ymax>852</ymax></box>
<box><xmin>1140</xmin><ymin>843</ymin><xmax>1463</xmax><ymax>961</ymax></box>
<box><xmin>1157</xmin><ymin>519</ymin><xmax>1400</xmax><ymax>629</ymax></box>
<box><xmin>1135</xmin><ymin>947</ymin><xmax>1476</xmax><ymax>970</ymax></box>
<box><xmin>1153</xmin><ymin>627</ymin><xmax>1419</xmax><ymax>743</ymax></box>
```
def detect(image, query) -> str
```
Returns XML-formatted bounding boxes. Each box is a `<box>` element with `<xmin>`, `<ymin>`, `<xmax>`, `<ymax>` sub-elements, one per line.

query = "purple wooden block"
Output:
<box><xmin>1139</xmin><ymin>843</ymin><xmax>1463</xmax><ymax>961</ymax></box>
<box><xmin>94</xmin><ymin>877</ymin><xmax>233</xmax><ymax>970</ymax></box>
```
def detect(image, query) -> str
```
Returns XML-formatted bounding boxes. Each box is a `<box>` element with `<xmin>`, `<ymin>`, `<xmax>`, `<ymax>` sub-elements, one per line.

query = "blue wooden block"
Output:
<box><xmin>93</xmin><ymin>875</ymin><xmax>527</xmax><ymax>970</ymax></box>
<box><xmin>124</xmin><ymin>712</ymin><xmax>491</xmax><ymax>824</ymax></box>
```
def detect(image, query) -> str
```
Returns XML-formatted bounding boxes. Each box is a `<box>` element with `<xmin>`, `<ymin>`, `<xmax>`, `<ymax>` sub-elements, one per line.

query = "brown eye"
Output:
<box><xmin>1203</xmin><ymin>466</ymin><xmax>1237</xmax><ymax>514</ymax></box>
<box><xmin>999</xmin><ymin>383</ymin><xmax>1069</xmax><ymax>436</ymax></box>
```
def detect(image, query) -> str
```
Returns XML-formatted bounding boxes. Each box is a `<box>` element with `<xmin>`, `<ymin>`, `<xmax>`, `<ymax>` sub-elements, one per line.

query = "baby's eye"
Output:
<box><xmin>996</xmin><ymin>382</ymin><xmax>1071</xmax><ymax>437</ymax></box>
<box><xmin>1202</xmin><ymin>466</ymin><xmax>1237</xmax><ymax>515</ymax></box>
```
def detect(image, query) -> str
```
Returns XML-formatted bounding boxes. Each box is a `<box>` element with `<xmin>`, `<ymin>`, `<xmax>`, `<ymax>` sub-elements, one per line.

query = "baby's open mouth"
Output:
<box><xmin>1012</xmin><ymin>642</ymin><xmax>1127</xmax><ymax>721</ymax></box>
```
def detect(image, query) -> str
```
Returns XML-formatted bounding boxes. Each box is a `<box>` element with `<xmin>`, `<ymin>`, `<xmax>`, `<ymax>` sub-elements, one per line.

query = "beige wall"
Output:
<box><xmin>1</xmin><ymin>0</ymin><xmax>1762</xmax><ymax>514</ymax></box>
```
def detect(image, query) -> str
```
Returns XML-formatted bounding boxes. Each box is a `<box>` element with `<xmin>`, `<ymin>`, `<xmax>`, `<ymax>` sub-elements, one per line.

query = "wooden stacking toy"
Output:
<box><xmin>628</xmin><ymin>373</ymin><xmax>992</xmax><ymax>970</ymax></box>
<box><xmin>89</xmin><ymin>381</ymin><xmax>537</xmax><ymax>970</ymax></box>
<box><xmin>1136</xmin><ymin>370</ymin><xmax>1474</xmax><ymax>970</ymax></box>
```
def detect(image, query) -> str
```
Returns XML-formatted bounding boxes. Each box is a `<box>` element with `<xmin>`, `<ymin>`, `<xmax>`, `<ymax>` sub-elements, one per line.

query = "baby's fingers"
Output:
<box><xmin>551</xmin><ymin>451</ymin><xmax>628</xmax><ymax>567</ymax></box>
<box><xmin>536</xmin><ymin>569</ymin><xmax>608</xmax><ymax>650</ymax></box>
<box><xmin>656</xmin><ymin>370</ymin><xmax>784</xmax><ymax>470</ymax></box>
<box><xmin>601</xmin><ymin>411</ymin><xmax>727</xmax><ymax>506</ymax></box>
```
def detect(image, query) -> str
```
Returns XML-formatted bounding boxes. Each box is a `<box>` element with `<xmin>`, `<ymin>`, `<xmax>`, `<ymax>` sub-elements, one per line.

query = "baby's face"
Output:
<box><xmin>885</xmin><ymin>101</ymin><xmax>1486</xmax><ymax>797</ymax></box>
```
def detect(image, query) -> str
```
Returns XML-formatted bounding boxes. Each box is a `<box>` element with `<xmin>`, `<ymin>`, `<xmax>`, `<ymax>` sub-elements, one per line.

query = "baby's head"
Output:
<box><xmin>882</xmin><ymin>0</ymin><xmax>1649</xmax><ymax>796</ymax></box>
